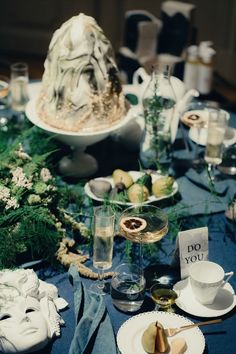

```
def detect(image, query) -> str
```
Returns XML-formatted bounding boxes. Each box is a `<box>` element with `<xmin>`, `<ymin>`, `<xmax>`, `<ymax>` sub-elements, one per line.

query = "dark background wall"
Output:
<box><xmin>0</xmin><ymin>0</ymin><xmax>236</xmax><ymax>91</ymax></box>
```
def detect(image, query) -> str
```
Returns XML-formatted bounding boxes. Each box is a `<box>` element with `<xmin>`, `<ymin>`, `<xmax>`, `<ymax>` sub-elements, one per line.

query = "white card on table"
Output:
<box><xmin>178</xmin><ymin>227</ymin><xmax>208</xmax><ymax>279</ymax></box>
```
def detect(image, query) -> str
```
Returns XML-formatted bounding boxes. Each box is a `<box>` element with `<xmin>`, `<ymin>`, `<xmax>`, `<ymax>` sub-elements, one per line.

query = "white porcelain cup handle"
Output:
<box><xmin>222</xmin><ymin>271</ymin><xmax>234</xmax><ymax>287</ymax></box>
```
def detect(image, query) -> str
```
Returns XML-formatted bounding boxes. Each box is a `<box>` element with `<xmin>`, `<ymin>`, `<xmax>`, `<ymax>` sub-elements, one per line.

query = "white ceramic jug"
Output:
<box><xmin>132</xmin><ymin>67</ymin><xmax>197</xmax><ymax>104</ymax></box>
<box><xmin>132</xmin><ymin>67</ymin><xmax>199</xmax><ymax>142</ymax></box>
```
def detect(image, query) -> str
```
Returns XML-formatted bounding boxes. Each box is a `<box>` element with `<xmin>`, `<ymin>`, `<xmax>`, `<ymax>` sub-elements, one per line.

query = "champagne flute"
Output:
<box><xmin>89</xmin><ymin>205</ymin><xmax>115</xmax><ymax>295</ymax></box>
<box><xmin>204</xmin><ymin>109</ymin><xmax>228</xmax><ymax>181</ymax></box>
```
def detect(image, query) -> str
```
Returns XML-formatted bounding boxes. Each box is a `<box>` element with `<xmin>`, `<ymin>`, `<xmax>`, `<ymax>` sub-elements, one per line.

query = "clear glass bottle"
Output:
<box><xmin>139</xmin><ymin>64</ymin><xmax>176</xmax><ymax>172</ymax></box>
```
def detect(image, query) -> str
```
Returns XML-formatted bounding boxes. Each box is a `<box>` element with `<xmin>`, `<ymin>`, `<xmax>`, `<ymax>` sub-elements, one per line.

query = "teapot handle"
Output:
<box><xmin>132</xmin><ymin>67</ymin><xmax>149</xmax><ymax>86</ymax></box>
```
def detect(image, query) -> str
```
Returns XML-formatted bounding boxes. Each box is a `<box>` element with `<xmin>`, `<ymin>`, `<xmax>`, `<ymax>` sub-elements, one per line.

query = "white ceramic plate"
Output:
<box><xmin>117</xmin><ymin>311</ymin><xmax>205</xmax><ymax>354</ymax></box>
<box><xmin>174</xmin><ymin>278</ymin><xmax>236</xmax><ymax>317</ymax></box>
<box><xmin>84</xmin><ymin>171</ymin><xmax>178</xmax><ymax>206</ymax></box>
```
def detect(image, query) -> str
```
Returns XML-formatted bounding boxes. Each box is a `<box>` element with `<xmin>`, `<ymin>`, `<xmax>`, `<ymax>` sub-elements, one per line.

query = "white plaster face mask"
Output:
<box><xmin>0</xmin><ymin>269</ymin><xmax>68</xmax><ymax>354</ymax></box>
<box><xmin>0</xmin><ymin>296</ymin><xmax>49</xmax><ymax>353</ymax></box>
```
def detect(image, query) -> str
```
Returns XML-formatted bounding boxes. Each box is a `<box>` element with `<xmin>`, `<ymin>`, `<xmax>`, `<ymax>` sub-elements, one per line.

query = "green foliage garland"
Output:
<box><xmin>0</xmin><ymin>123</ymin><xmax>88</xmax><ymax>268</ymax></box>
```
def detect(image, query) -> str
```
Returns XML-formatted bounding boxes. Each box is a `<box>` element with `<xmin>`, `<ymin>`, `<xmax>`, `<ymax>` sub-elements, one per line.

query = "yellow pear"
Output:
<box><xmin>112</xmin><ymin>169</ymin><xmax>133</xmax><ymax>189</ymax></box>
<box><xmin>152</xmin><ymin>176</ymin><xmax>174</xmax><ymax>198</ymax></box>
<box><xmin>142</xmin><ymin>321</ymin><xmax>169</xmax><ymax>354</ymax></box>
<box><xmin>127</xmin><ymin>183</ymin><xmax>149</xmax><ymax>203</ymax></box>
<box><xmin>141</xmin><ymin>322</ymin><xmax>157</xmax><ymax>354</ymax></box>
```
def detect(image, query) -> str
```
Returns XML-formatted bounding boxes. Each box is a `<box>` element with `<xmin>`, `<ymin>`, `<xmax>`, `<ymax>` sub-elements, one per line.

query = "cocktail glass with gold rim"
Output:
<box><xmin>119</xmin><ymin>205</ymin><xmax>168</xmax><ymax>270</ymax></box>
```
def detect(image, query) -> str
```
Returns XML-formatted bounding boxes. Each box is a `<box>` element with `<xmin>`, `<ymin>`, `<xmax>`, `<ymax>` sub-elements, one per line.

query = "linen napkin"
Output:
<box><xmin>185</xmin><ymin>168</ymin><xmax>228</xmax><ymax>195</ymax></box>
<box><xmin>175</xmin><ymin>168</ymin><xmax>235</xmax><ymax>215</ymax></box>
<box><xmin>68</xmin><ymin>265</ymin><xmax>118</xmax><ymax>354</ymax></box>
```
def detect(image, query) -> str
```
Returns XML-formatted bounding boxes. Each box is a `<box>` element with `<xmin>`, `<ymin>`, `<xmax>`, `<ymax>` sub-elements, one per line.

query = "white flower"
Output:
<box><xmin>11</xmin><ymin>167</ymin><xmax>33</xmax><ymax>189</ymax></box>
<box><xmin>5</xmin><ymin>197</ymin><xmax>19</xmax><ymax>210</ymax></box>
<box><xmin>0</xmin><ymin>186</ymin><xmax>10</xmax><ymax>201</ymax></box>
<box><xmin>40</xmin><ymin>168</ymin><xmax>52</xmax><ymax>182</ymax></box>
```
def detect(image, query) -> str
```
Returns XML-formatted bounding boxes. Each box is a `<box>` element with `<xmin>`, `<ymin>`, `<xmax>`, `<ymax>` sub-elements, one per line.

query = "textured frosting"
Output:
<box><xmin>37</xmin><ymin>13</ymin><xmax>127</xmax><ymax>132</ymax></box>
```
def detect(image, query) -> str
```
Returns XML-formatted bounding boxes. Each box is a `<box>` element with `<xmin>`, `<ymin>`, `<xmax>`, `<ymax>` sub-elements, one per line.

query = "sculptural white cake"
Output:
<box><xmin>37</xmin><ymin>13</ymin><xmax>127</xmax><ymax>132</ymax></box>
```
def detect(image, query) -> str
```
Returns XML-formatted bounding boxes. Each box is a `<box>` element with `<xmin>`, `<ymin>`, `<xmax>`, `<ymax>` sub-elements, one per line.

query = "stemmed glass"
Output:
<box><xmin>204</xmin><ymin>109</ymin><xmax>228</xmax><ymax>181</ymax></box>
<box><xmin>89</xmin><ymin>205</ymin><xmax>115</xmax><ymax>295</ymax></box>
<box><xmin>119</xmin><ymin>205</ymin><xmax>168</xmax><ymax>271</ymax></box>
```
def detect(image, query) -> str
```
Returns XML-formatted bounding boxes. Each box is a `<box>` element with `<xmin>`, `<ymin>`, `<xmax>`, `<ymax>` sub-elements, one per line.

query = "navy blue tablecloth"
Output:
<box><xmin>36</xmin><ymin>212</ymin><xmax>236</xmax><ymax>354</ymax></box>
<box><xmin>17</xmin><ymin>103</ymin><xmax>235</xmax><ymax>353</ymax></box>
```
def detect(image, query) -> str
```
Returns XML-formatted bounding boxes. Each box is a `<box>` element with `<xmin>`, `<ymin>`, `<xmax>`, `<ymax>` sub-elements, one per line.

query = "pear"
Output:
<box><xmin>152</xmin><ymin>176</ymin><xmax>174</xmax><ymax>198</ymax></box>
<box><xmin>142</xmin><ymin>322</ymin><xmax>157</xmax><ymax>354</ymax></box>
<box><xmin>127</xmin><ymin>183</ymin><xmax>149</xmax><ymax>204</ymax></box>
<box><xmin>112</xmin><ymin>169</ymin><xmax>133</xmax><ymax>189</ymax></box>
<box><xmin>142</xmin><ymin>321</ymin><xmax>169</xmax><ymax>354</ymax></box>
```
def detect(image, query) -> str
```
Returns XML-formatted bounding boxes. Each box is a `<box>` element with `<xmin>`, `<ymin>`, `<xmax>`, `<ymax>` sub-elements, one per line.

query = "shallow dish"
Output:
<box><xmin>174</xmin><ymin>278</ymin><xmax>236</xmax><ymax>317</ymax></box>
<box><xmin>117</xmin><ymin>311</ymin><xmax>205</xmax><ymax>354</ymax></box>
<box><xmin>84</xmin><ymin>171</ymin><xmax>178</xmax><ymax>206</ymax></box>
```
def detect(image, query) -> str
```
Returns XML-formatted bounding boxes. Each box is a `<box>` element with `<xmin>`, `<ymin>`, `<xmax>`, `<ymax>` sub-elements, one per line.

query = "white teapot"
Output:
<box><xmin>132</xmin><ymin>67</ymin><xmax>185</xmax><ymax>102</ymax></box>
<box><xmin>132</xmin><ymin>67</ymin><xmax>198</xmax><ymax>110</ymax></box>
<box><xmin>114</xmin><ymin>66</ymin><xmax>199</xmax><ymax>153</ymax></box>
<box><xmin>131</xmin><ymin>67</ymin><xmax>199</xmax><ymax>143</ymax></box>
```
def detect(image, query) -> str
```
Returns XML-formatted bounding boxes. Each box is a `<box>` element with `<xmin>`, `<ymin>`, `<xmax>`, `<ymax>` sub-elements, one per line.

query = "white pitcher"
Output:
<box><xmin>132</xmin><ymin>67</ymin><xmax>199</xmax><ymax>143</ymax></box>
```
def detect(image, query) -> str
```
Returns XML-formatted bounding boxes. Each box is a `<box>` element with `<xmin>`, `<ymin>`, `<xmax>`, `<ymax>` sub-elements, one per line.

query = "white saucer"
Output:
<box><xmin>174</xmin><ymin>278</ymin><xmax>236</xmax><ymax>317</ymax></box>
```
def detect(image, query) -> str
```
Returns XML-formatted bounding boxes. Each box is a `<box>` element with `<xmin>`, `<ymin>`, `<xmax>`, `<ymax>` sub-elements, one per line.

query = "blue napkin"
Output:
<box><xmin>185</xmin><ymin>168</ymin><xmax>228</xmax><ymax>195</ymax></box>
<box><xmin>174</xmin><ymin>168</ymin><xmax>236</xmax><ymax>216</ymax></box>
<box><xmin>68</xmin><ymin>265</ymin><xmax>118</xmax><ymax>354</ymax></box>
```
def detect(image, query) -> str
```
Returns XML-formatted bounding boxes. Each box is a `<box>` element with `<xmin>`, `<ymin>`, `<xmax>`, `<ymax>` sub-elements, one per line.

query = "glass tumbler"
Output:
<box><xmin>10</xmin><ymin>62</ymin><xmax>29</xmax><ymax>112</ymax></box>
<box><xmin>111</xmin><ymin>262</ymin><xmax>146</xmax><ymax>312</ymax></box>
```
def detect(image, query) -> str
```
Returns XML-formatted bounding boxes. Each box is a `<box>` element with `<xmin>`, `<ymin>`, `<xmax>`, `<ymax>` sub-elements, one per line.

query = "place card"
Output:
<box><xmin>172</xmin><ymin>227</ymin><xmax>208</xmax><ymax>279</ymax></box>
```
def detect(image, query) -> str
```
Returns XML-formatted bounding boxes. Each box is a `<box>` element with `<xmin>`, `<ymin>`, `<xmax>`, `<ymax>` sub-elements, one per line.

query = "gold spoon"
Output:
<box><xmin>165</xmin><ymin>318</ymin><xmax>222</xmax><ymax>337</ymax></box>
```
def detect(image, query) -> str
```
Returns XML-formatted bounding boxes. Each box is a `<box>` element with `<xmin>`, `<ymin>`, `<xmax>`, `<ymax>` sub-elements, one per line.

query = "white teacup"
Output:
<box><xmin>189</xmin><ymin>261</ymin><xmax>234</xmax><ymax>305</ymax></box>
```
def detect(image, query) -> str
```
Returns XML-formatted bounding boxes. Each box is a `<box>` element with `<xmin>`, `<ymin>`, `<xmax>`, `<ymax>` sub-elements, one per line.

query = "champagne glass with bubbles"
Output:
<box><xmin>89</xmin><ymin>205</ymin><xmax>115</xmax><ymax>295</ymax></box>
<box><xmin>204</xmin><ymin>109</ymin><xmax>228</xmax><ymax>180</ymax></box>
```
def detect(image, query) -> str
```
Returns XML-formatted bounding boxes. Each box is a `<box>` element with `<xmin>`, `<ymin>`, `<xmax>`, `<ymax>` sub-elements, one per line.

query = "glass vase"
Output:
<box><xmin>139</xmin><ymin>64</ymin><xmax>176</xmax><ymax>173</ymax></box>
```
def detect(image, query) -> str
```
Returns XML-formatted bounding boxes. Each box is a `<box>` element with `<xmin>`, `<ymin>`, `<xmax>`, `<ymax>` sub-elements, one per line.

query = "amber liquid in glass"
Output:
<box><xmin>151</xmin><ymin>288</ymin><xmax>178</xmax><ymax>310</ymax></box>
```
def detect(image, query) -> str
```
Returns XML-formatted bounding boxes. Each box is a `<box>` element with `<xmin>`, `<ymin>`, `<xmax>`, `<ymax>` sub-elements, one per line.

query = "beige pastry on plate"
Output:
<box><xmin>171</xmin><ymin>338</ymin><xmax>187</xmax><ymax>354</ymax></box>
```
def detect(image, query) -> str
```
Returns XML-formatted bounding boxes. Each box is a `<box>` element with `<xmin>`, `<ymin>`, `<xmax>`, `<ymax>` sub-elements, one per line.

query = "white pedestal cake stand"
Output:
<box><xmin>25</xmin><ymin>92</ymin><xmax>133</xmax><ymax>178</ymax></box>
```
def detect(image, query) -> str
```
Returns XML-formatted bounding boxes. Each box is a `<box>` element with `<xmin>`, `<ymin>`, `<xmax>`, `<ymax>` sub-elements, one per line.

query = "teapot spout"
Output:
<box><xmin>176</xmin><ymin>89</ymin><xmax>199</xmax><ymax>115</ymax></box>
